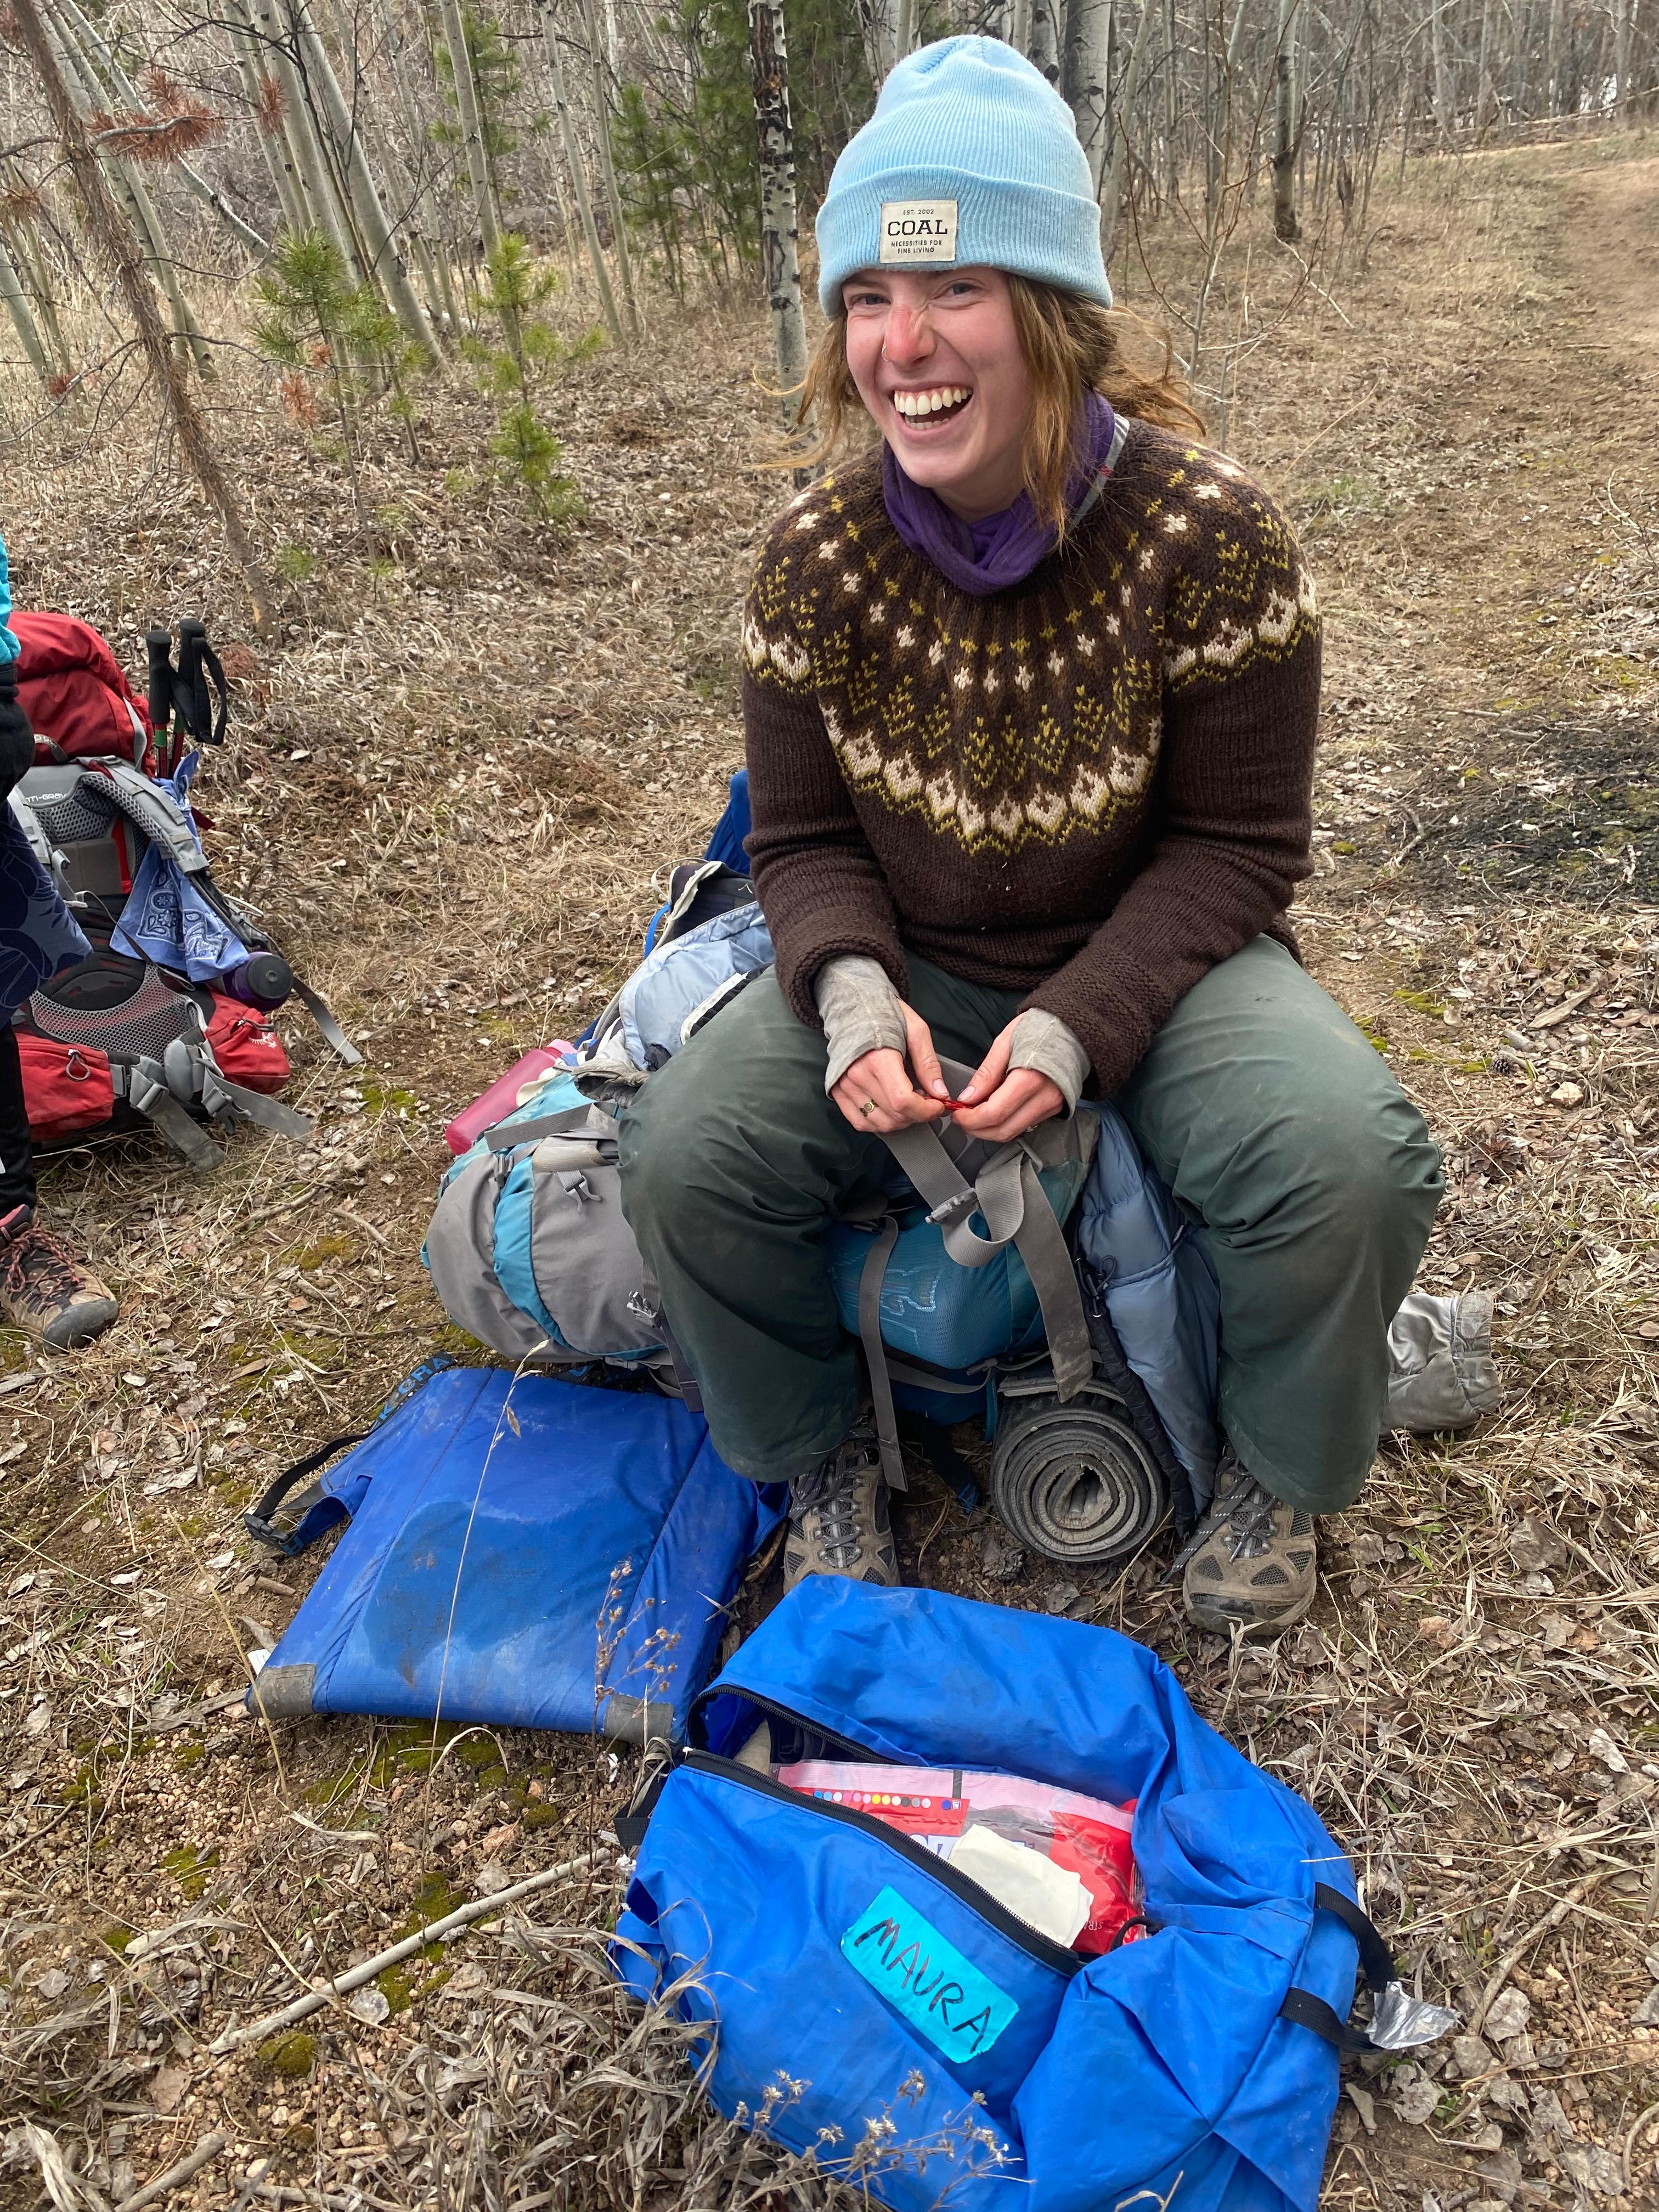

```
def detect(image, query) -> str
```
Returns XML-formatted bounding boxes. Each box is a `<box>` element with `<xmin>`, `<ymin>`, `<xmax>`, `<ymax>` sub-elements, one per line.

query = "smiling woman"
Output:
<box><xmin>617</xmin><ymin>35</ymin><xmax>1443</xmax><ymax>1636</ymax></box>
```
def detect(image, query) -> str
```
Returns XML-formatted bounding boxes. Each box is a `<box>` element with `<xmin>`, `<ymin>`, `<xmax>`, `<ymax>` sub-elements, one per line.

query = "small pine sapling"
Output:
<box><xmin>465</xmin><ymin>232</ymin><xmax>599</xmax><ymax>522</ymax></box>
<box><xmin>253</xmin><ymin>230</ymin><xmax>420</xmax><ymax>516</ymax></box>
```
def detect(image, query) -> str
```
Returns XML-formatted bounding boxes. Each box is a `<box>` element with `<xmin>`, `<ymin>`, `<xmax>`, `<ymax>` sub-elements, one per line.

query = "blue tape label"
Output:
<box><xmin>840</xmin><ymin>1883</ymin><xmax>1019</xmax><ymax>2060</ymax></box>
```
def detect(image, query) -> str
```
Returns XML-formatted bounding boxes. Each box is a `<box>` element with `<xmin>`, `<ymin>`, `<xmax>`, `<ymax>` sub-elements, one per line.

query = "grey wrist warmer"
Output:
<box><xmin>1008</xmin><ymin>1008</ymin><xmax>1090</xmax><ymax>1114</ymax></box>
<box><xmin>814</xmin><ymin>955</ymin><xmax>908</xmax><ymax>1092</ymax></box>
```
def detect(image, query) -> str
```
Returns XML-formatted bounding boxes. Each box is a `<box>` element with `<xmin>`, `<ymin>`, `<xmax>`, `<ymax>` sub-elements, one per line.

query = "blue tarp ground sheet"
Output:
<box><xmin>251</xmin><ymin>1367</ymin><xmax>783</xmax><ymax>1739</ymax></box>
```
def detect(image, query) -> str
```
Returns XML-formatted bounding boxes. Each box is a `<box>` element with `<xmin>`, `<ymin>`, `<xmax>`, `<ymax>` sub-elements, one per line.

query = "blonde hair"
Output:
<box><xmin>794</xmin><ymin>274</ymin><xmax>1206</xmax><ymax>539</ymax></box>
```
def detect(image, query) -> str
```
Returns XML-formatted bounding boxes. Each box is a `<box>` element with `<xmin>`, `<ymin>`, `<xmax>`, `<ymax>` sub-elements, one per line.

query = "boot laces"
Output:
<box><xmin>791</xmin><ymin>1440</ymin><xmax>876</xmax><ymax>1565</ymax></box>
<box><xmin>2</xmin><ymin>1223</ymin><xmax>86</xmax><ymax>1309</ymax></box>
<box><xmin>1170</xmin><ymin>1470</ymin><xmax>1282</xmax><ymax>1575</ymax></box>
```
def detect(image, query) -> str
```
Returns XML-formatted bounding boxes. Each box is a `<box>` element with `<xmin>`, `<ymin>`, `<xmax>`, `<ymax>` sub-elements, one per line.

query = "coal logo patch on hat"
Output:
<box><xmin>878</xmin><ymin>200</ymin><xmax>958</xmax><ymax>266</ymax></box>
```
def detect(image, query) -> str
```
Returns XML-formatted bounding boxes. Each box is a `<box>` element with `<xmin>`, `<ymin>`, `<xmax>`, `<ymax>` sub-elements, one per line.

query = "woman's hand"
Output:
<box><xmin>947</xmin><ymin>1019</ymin><xmax>1065</xmax><ymax>1143</ymax></box>
<box><xmin>832</xmin><ymin>998</ymin><xmax>951</xmax><ymax>1135</ymax></box>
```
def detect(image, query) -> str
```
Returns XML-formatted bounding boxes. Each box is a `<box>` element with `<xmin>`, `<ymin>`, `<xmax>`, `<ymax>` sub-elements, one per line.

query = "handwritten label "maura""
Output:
<box><xmin>840</xmin><ymin>1884</ymin><xmax>1019</xmax><ymax>2059</ymax></box>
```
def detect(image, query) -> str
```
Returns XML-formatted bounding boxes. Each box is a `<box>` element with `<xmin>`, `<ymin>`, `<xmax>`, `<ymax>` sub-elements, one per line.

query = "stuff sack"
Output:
<box><xmin>246</xmin><ymin>1363</ymin><xmax>785</xmax><ymax>1742</ymax></box>
<box><xmin>615</xmin><ymin>1578</ymin><xmax>1452</xmax><ymax>2212</ymax></box>
<box><xmin>13</xmin><ymin>611</ymin><xmax>154</xmax><ymax>769</ymax></box>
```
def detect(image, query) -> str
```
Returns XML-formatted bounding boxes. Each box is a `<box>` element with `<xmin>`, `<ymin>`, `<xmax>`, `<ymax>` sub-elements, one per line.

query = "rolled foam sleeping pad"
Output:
<box><xmin>989</xmin><ymin>1387</ymin><xmax>1171</xmax><ymax>1564</ymax></box>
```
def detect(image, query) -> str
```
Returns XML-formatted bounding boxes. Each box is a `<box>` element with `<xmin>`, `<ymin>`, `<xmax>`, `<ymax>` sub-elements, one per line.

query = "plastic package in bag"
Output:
<box><xmin>776</xmin><ymin>1759</ymin><xmax>1141</xmax><ymax>1953</ymax></box>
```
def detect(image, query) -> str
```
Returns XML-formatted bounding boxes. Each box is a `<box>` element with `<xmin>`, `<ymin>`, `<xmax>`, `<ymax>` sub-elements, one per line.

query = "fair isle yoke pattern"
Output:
<box><xmin>741</xmin><ymin>421</ymin><xmax>1320</xmax><ymax>857</ymax></box>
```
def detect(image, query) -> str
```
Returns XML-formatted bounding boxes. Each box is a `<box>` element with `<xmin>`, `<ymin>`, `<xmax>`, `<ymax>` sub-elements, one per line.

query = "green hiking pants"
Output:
<box><xmin>617</xmin><ymin>936</ymin><xmax>1442</xmax><ymax>1514</ymax></box>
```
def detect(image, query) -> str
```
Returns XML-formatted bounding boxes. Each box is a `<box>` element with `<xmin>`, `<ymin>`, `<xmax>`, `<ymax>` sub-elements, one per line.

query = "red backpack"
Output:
<box><xmin>9</xmin><ymin>615</ymin><xmax>351</xmax><ymax>1166</ymax></box>
<box><xmin>13</xmin><ymin>612</ymin><xmax>155</xmax><ymax>770</ymax></box>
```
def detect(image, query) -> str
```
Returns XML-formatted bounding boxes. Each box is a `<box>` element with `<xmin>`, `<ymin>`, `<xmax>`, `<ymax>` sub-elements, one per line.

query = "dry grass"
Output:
<box><xmin>0</xmin><ymin>131</ymin><xmax>1656</xmax><ymax>2212</ymax></box>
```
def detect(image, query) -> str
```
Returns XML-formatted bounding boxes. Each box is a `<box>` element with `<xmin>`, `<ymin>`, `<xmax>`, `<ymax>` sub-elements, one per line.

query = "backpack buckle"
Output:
<box><xmin>926</xmin><ymin>1188</ymin><xmax>979</xmax><ymax>1229</ymax></box>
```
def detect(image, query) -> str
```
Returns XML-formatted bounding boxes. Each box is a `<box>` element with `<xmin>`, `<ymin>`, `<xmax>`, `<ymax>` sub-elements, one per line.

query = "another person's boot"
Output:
<box><xmin>1175</xmin><ymin>1448</ymin><xmax>1316</xmax><ymax>1636</ymax></box>
<box><xmin>784</xmin><ymin>1420</ymin><xmax>899</xmax><ymax>1590</ymax></box>
<box><xmin>0</xmin><ymin>1206</ymin><xmax>118</xmax><ymax>1349</ymax></box>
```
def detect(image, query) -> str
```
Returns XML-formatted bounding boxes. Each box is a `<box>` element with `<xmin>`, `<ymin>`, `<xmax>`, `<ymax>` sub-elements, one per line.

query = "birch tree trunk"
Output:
<box><xmin>537</xmin><ymin>0</ymin><xmax>623</xmax><ymax>341</ymax></box>
<box><xmin>575</xmin><ymin>0</ymin><xmax>641</xmax><ymax>336</ymax></box>
<box><xmin>1064</xmin><ymin>0</ymin><xmax>1113</xmax><ymax>188</ymax></box>
<box><xmin>1272</xmin><ymin>0</ymin><xmax>1301</xmax><ymax>236</ymax></box>
<box><xmin>1028</xmin><ymin>0</ymin><xmax>1063</xmax><ymax>75</ymax></box>
<box><xmin>9</xmin><ymin>0</ymin><xmax>275</xmax><ymax>627</ymax></box>
<box><xmin>747</xmin><ymin>0</ymin><xmax>808</xmax><ymax>433</ymax></box>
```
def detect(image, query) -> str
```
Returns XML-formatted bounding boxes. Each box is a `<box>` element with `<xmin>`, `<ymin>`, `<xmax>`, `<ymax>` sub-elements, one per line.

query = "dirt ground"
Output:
<box><xmin>1</xmin><ymin>128</ymin><xmax>1657</xmax><ymax>2212</ymax></box>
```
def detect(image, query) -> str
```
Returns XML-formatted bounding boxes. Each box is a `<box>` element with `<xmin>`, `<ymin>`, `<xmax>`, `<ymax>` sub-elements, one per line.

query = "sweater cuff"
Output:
<box><xmin>814</xmin><ymin>956</ymin><xmax>908</xmax><ymax>1092</ymax></box>
<box><xmin>776</xmin><ymin>907</ymin><xmax>909</xmax><ymax>1028</ymax></box>
<box><xmin>1007</xmin><ymin>1007</ymin><xmax>1089</xmax><ymax>1115</ymax></box>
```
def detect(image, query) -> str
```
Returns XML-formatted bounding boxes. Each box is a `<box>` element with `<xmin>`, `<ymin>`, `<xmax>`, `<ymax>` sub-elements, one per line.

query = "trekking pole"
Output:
<box><xmin>146</xmin><ymin>624</ymin><xmax>176</xmax><ymax>772</ymax></box>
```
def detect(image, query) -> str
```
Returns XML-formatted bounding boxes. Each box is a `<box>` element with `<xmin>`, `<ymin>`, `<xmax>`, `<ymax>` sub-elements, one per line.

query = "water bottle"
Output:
<box><xmin>224</xmin><ymin>952</ymin><xmax>294</xmax><ymax>1012</ymax></box>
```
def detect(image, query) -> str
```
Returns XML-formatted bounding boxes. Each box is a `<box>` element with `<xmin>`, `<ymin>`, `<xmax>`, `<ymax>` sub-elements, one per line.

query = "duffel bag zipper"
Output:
<box><xmin>682</xmin><ymin>1745</ymin><xmax>1084</xmax><ymax>1980</ymax></box>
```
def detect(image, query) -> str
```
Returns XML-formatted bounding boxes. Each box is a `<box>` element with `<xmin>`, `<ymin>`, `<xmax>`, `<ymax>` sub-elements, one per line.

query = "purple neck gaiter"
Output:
<box><xmin>881</xmin><ymin>392</ymin><xmax>1118</xmax><ymax>597</ymax></box>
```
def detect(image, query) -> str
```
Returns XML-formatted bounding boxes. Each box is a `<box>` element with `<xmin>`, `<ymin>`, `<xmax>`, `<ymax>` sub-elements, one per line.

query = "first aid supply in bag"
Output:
<box><xmin>775</xmin><ymin>1760</ymin><xmax>1139</xmax><ymax>1954</ymax></box>
<box><xmin>615</xmin><ymin>1578</ymin><xmax>1457</xmax><ymax>2212</ymax></box>
<box><xmin>244</xmin><ymin>1362</ymin><xmax>783</xmax><ymax>1742</ymax></box>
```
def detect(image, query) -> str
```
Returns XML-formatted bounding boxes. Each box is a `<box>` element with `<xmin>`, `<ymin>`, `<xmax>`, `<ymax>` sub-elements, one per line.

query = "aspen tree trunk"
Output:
<box><xmin>1610</xmin><ymin>0</ymin><xmax>1632</xmax><ymax>109</ymax></box>
<box><xmin>1064</xmin><ymin>0</ymin><xmax>1113</xmax><ymax>188</ymax></box>
<box><xmin>1028</xmin><ymin>0</ymin><xmax>1063</xmax><ymax>76</ymax></box>
<box><xmin>747</xmin><ymin>0</ymin><xmax>808</xmax><ymax>435</ymax></box>
<box><xmin>0</xmin><ymin>231</ymin><xmax>51</xmax><ymax>385</ymax></box>
<box><xmin>1544</xmin><ymin>0</ymin><xmax>1563</xmax><ymax>110</ymax></box>
<box><xmin>1429</xmin><ymin>0</ymin><xmax>1455</xmax><ymax>127</ymax></box>
<box><xmin>225</xmin><ymin>2</ymin><xmax>310</xmax><ymax>233</ymax></box>
<box><xmin>247</xmin><ymin>0</ymin><xmax>364</xmax><ymax>271</ymax></box>
<box><xmin>437</xmin><ymin>0</ymin><xmax>504</xmax><ymax>253</ymax></box>
<box><xmin>9</xmin><ymin>0</ymin><xmax>274</xmax><ymax>627</ymax></box>
<box><xmin>369</xmin><ymin>0</ymin><xmax>462</xmax><ymax>330</ymax></box>
<box><xmin>1475</xmin><ymin>0</ymin><xmax>1497</xmax><ymax>127</ymax></box>
<box><xmin>537</xmin><ymin>0</ymin><xmax>623</xmax><ymax>341</ymax></box>
<box><xmin>4</xmin><ymin>208</ymin><xmax>72</xmax><ymax>375</ymax></box>
<box><xmin>55</xmin><ymin>0</ymin><xmax>270</xmax><ymax>256</ymax></box>
<box><xmin>1272</xmin><ymin>0</ymin><xmax>1301</xmax><ymax>236</ymax></box>
<box><xmin>291</xmin><ymin>0</ymin><xmax>438</xmax><ymax>354</ymax></box>
<box><xmin>43</xmin><ymin>0</ymin><xmax>213</xmax><ymax>373</ymax></box>
<box><xmin>1101</xmin><ymin>0</ymin><xmax>1155</xmax><ymax>256</ymax></box>
<box><xmin>862</xmin><ymin>0</ymin><xmax>899</xmax><ymax>79</ymax></box>
<box><xmin>895</xmin><ymin>0</ymin><xmax>918</xmax><ymax>63</ymax></box>
<box><xmin>575</xmin><ymin>0</ymin><xmax>640</xmax><ymax>336</ymax></box>
<box><xmin>1011</xmin><ymin>0</ymin><xmax>1035</xmax><ymax>54</ymax></box>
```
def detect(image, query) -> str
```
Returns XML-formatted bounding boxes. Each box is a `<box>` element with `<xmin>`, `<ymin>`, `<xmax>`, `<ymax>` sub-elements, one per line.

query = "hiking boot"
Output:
<box><xmin>784</xmin><ymin>1423</ymin><xmax>899</xmax><ymax>1591</ymax></box>
<box><xmin>1173</xmin><ymin>1451</ymin><xmax>1316</xmax><ymax>1637</ymax></box>
<box><xmin>0</xmin><ymin>1209</ymin><xmax>119</xmax><ymax>1349</ymax></box>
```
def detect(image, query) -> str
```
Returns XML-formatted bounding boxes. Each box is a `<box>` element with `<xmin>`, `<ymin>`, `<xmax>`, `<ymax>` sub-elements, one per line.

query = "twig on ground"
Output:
<box><xmin>113</xmin><ymin>2130</ymin><xmax>227</xmax><ymax>2212</ymax></box>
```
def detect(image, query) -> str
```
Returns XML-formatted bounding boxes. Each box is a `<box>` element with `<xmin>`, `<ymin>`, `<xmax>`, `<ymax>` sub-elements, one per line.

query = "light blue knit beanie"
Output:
<box><xmin>815</xmin><ymin>36</ymin><xmax>1110</xmax><ymax>317</ymax></box>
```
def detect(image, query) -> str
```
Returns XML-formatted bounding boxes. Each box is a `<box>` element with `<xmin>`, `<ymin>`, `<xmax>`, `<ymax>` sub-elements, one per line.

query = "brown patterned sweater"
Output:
<box><xmin>740</xmin><ymin>417</ymin><xmax>1322</xmax><ymax>1097</ymax></box>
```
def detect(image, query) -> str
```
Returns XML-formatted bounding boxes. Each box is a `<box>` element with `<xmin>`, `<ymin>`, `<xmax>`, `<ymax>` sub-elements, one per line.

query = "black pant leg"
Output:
<box><xmin>0</xmin><ymin>1024</ymin><xmax>37</xmax><ymax>1215</ymax></box>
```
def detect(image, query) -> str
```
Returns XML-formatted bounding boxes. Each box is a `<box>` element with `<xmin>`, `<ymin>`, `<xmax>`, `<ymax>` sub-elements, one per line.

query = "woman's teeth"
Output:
<box><xmin>892</xmin><ymin>386</ymin><xmax>970</xmax><ymax>419</ymax></box>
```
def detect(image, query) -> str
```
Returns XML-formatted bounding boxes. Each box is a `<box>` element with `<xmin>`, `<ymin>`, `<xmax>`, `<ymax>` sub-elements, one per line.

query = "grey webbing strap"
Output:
<box><xmin>122</xmin><ymin>1060</ymin><xmax>221</xmax><ymax>1170</ymax></box>
<box><xmin>486</xmin><ymin>1104</ymin><xmax>596</xmax><ymax>1152</ymax></box>
<box><xmin>200</xmin><ymin>1065</ymin><xmax>313</xmax><ymax>1139</ymax></box>
<box><xmin>878</xmin><ymin>1101</ymin><xmax>1094</xmax><ymax>1403</ymax></box>
<box><xmin>293</xmin><ymin>978</ymin><xmax>363</xmax><ymax>1066</ymax></box>
<box><xmin>856</xmin><ymin>1217</ymin><xmax>907</xmax><ymax>1493</ymax></box>
<box><xmin>1008</xmin><ymin>1155</ymin><xmax>1093</xmax><ymax>1398</ymax></box>
<box><xmin>879</xmin><ymin>1121</ymin><xmax>1028</xmax><ymax>1269</ymax></box>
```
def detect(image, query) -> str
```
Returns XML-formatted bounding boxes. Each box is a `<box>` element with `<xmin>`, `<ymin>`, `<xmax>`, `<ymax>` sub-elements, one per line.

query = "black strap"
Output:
<box><xmin>244</xmin><ymin>1431</ymin><xmax>366</xmax><ymax>1550</ymax></box>
<box><xmin>1311</xmin><ymin>1880</ymin><xmax>1396</xmax><ymax>1992</ymax></box>
<box><xmin>1279</xmin><ymin>1986</ymin><xmax>1378</xmax><ymax>2053</ymax></box>
<box><xmin>614</xmin><ymin>1766</ymin><xmax>672</xmax><ymax>1853</ymax></box>
<box><xmin>1278</xmin><ymin>1883</ymin><xmax>1398</xmax><ymax>2053</ymax></box>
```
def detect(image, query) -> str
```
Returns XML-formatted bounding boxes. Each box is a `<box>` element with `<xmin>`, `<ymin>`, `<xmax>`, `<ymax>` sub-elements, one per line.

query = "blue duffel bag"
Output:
<box><xmin>614</xmin><ymin>1579</ymin><xmax>1449</xmax><ymax>2211</ymax></box>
